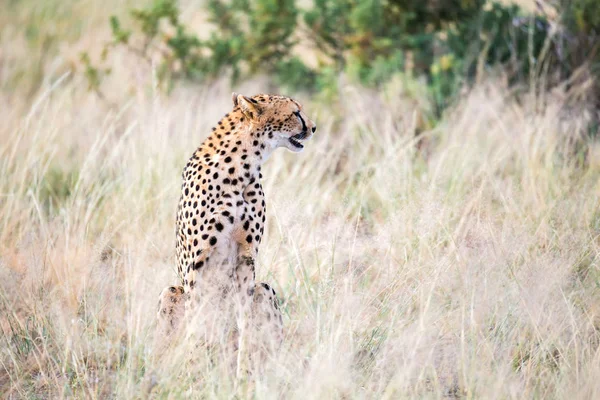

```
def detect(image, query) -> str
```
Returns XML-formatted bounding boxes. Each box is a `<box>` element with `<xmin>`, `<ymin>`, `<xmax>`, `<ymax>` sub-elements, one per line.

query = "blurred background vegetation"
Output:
<box><xmin>2</xmin><ymin>0</ymin><xmax>599</xmax><ymax>128</ymax></box>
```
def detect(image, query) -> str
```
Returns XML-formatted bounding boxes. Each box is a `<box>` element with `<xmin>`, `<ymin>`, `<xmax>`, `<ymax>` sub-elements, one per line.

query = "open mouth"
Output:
<box><xmin>289</xmin><ymin>132</ymin><xmax>307</xmax><ymax>149</ymax></box>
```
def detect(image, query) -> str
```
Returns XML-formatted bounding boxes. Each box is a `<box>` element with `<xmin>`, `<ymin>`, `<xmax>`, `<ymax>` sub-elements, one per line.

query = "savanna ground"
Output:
<box><xmin>2</xmin><ymin>0</ymin><xmax>600</xmax><ymax>398</ymax></box>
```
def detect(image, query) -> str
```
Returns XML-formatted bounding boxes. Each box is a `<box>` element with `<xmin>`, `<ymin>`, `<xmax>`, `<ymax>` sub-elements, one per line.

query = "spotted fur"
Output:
<box><xmin>156</xmin><ymin>93</ymin><xmax>316</xmax><ymax>360</ymax></box>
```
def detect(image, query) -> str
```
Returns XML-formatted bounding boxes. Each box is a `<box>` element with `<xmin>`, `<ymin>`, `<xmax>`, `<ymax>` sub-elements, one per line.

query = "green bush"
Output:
<box><xmin>558</xmin><ymin>0</ymin><xmax>600</xmax><ymax>101</ymax></box>
<box><xmin>83</xmin><ymin>0</ymin><xmax>301</xmax><ymax>91</ymax></box>
<box><xmin>303</xmin><ymin>0</ymin><xmax>551</xmax><ymax>112</ymax></box>
<box><xmin>83</xmin><ymin>0</ymin><xmax>600</xmax><ymax>118</ymax></box>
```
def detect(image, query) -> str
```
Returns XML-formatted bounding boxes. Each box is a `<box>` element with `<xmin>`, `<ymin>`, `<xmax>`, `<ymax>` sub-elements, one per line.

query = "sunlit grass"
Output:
<box><xmin>1</xmin><ymin>0</ymin><xmax>600</xmax><ymax>397</ymax></box>
<box><xmin>1</xmin><ymin>68</ymin><xmax>600</xmax><ymax>398</ymax></box>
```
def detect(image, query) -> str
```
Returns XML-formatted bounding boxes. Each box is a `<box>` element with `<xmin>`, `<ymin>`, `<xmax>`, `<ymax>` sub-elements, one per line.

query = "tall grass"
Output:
<box><xmin>1</xmin><ymin>67</ymin><xmax>600</xmax><ymax>398</ymax></box>
<box><xmin>1</xmin><ymin>1</ymin><xmax>600</xmax><ymax>396</ymax></box>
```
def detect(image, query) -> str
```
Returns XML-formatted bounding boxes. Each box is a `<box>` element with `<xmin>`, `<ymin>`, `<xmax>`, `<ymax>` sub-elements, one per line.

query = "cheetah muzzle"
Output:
<box><xmin>288</xmin><ymin>111</ymin><xmax>315</xmax><ymax>149</ymax></box>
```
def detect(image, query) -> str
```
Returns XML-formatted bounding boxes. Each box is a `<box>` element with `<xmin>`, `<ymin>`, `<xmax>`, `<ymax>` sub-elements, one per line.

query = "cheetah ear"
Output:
<box><xmin>235</xmin><ymin>93</ymin><xmax>261</xmax><ymax>120</ymax></box>
<box><xmin>232</xmin><ymin>92</ymin><xmax>240</xmax><ymax>106</ymax></box>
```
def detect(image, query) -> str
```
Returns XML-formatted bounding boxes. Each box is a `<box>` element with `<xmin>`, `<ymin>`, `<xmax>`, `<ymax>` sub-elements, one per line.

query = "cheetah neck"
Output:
<box><xmin>195</xmin><ymin>110</ymin><xmax>275</xmax><ymax>186</ymax></box>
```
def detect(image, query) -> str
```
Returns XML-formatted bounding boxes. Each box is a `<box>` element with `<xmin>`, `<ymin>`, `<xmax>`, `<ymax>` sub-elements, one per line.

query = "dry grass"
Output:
<box><xmin>2</xmin><ymin>71</ymin><xmax>600</xmax><ymax>398</ymax></box>
<box><xmin>2</xmin><ymin>1</ymin><xmax>600</xmax><ymax>398</ymax></box>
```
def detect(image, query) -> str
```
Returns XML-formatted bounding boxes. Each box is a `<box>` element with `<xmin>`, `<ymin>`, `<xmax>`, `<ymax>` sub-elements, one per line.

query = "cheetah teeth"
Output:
<box><xmin>289</xmin><ymin>137</ymin><xmax>304</xmax><ymax>148</ymax></box>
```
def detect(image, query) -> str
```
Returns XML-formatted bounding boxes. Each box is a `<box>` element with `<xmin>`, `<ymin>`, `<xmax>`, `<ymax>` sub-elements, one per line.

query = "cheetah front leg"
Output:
<box><xmin>155</xmin><ymin>285</ymin><xmax>187</xmax><ymax>353</ymax></box>
<box><xmin>233</xmin><ymin>180</ymin><xmax>264</xmax><ymax>314</ymax></box>
<box><xmin>235</xmin><ymin>245</ymin><xmax>257</xmax><ymax>304</ymax></box>
<box><xmin>232</xmin><ymin>244</ymin><xmax>257</xmax><ymax>376</ymax></box>
<box><xmin>249</xmin><ymin>282</ymin><xmax>284</xmax><ymax>364</ymax></box>
<box><xmin>233</xmin><ymin>252</ymin><xmax>284</xmax><ymax>372</ymax></box>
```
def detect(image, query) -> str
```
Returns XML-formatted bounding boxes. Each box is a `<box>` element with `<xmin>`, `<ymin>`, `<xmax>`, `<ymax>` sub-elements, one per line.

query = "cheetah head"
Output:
<box><xmin>232</xmin><ymin>93</ymin><xmax>317</xmax><ymax>153</ymax></box>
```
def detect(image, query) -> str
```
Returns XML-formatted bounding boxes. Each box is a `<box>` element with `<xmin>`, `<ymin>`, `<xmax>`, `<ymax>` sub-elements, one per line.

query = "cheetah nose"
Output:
<box><xmin>312</xmin><ymin>126</ymin><xmax>316</xmax><ymax>133</ymax></box>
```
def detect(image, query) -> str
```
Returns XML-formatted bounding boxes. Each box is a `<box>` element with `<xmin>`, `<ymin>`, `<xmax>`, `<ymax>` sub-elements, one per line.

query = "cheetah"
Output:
<box><xmin>157</xmin><ymin>93</ymin><xmax>316</xmax><ymax>363</ymax></box>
